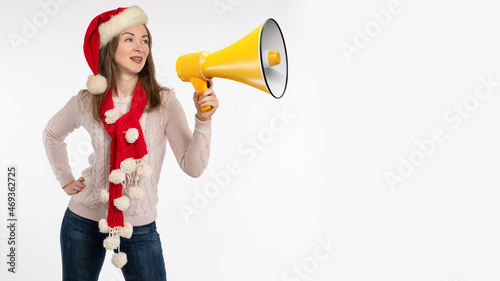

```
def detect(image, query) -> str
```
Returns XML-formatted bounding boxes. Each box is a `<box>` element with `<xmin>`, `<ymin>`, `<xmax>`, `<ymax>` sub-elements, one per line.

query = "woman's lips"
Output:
<box><xmin>130</xmin><ymin>56</ymin><xmax>143</xmax><ymax>64</ymax></box>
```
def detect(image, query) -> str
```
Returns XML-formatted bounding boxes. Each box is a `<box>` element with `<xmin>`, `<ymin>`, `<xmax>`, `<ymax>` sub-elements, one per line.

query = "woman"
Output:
<box><xmin>43</xmin><ymin>6</ymin><xmax>218</xmax><ymax>281</ymax></box>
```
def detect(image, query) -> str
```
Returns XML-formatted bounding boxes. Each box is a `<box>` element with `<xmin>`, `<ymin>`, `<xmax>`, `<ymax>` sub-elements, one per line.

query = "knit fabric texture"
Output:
<box><xmin>43</xmin><ymin>88</ymin><xmax>212</xmax><ymax>226</ymax></box>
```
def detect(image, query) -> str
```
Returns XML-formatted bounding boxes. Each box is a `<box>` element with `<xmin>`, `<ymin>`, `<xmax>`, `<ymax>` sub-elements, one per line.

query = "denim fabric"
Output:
<box><xmin>60</xmin><ymin>208</ymin><xmax>167</xmax><ymax>281</ymax></box>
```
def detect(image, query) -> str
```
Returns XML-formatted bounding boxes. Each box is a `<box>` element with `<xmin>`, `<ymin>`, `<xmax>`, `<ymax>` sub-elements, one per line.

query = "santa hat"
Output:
<box><xmin>83</xmin><ymin>6</ymin><xmax>148</xmax><ymax>95</ymax></box>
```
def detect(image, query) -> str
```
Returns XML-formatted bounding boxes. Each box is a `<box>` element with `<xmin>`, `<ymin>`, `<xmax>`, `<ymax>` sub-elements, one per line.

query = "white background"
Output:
<box><xmin>1</xmin><ymin>0</ymin><xmax>500</xmax><ymax>280</ymax></box>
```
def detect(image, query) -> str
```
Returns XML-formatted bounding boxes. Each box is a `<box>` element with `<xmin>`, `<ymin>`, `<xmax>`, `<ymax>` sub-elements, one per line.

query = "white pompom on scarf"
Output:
<box><xmin>103</xmin><ymin>236</ymin><xmax>120</xmax><ymax>250</ymax></box>
<box><xmin>114</xmin><ymin>196</ymin><xmax>130</xmax><ymax>212</ymax></box>
<box><xmin>104</xmin><ymin>108</ymin><xmax>121</xmax><ymax>124</ymax></box>
<box><xmin>125</xmin><ymin>128</ymin><xmax>139</xmax><ymax>143</ymax></box>
<box><xmin>100</xmin><ymin>189</ymin><xmax>109</xmax><ymax>203</ymax></box>
<box><xmin>137</xmin><ymin>165</ymin><xmax>152</xmax><ymax>179</ymax></box>
<box><xmin>119</xmin><ymin>222</ymin><xmax>133</xmax><ymax>239</ymax></box>
<box><xmin>111</xmin><ymin>252</ymin><xmax>128</xmax><ymax>268</ymax></box>
<box><xmin>120</xmin><ymin>158</ymin><xmax>137</xmax><ymax>174</ymax></box>
<box><xmin>98</xmin><ymin>219</ymin><xmax>109</xmax><ymax>233</ymax></box>
<box><xmin>109</xmin><ymin>169</ymin><xmax>126</xmax><ymax>184</ymax></box>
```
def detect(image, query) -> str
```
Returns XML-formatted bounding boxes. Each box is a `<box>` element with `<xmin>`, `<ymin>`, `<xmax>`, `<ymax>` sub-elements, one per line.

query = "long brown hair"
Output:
<box><xmin>90</xmin><ymin>25</ymin><xmax>165</xmax><ymax>121</ymax></box>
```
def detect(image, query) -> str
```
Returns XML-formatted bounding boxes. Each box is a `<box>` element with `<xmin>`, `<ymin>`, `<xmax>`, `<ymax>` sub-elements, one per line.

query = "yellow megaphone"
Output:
<box><xmin>176</xmin><ymin>18</ymin><xmax>288</xmax><ymax>112</ymax></box>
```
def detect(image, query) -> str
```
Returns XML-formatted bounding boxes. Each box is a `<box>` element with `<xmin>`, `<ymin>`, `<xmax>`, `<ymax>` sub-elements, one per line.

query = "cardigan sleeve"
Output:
<box><xmin>163</xmin><ymin>90</ymin><xmax>212</xmax><ymax>178</ymax></box>
<box><xmin>42</xmin><ymin>91</ymin><xmax>84</xmax><ymax>188</ymax></box>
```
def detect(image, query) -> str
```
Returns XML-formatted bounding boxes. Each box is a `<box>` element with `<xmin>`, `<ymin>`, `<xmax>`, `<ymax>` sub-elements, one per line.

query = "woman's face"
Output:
<box><xmin>114</xmin><ymin>24</ymin><xmax>150</xmax><ymax>77</ymax></box>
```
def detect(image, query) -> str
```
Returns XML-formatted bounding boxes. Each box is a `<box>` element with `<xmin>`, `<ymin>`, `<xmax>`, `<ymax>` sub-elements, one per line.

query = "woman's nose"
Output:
<box><xmin>133</xmin><ymin>41</ymin><xmax>143</xmax><ymax>52</ymax></box>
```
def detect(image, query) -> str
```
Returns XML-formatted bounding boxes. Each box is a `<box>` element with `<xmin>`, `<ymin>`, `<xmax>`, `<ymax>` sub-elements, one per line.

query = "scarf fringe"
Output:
<box><xmin>99</xmin><ymin>222</ymin><xmax>133</xmax><ymax>268</ymax></box>
<box><xmin>100</xmin><ymin>156</ymin><xmax>151</xmax><ymax>204</ymax></box>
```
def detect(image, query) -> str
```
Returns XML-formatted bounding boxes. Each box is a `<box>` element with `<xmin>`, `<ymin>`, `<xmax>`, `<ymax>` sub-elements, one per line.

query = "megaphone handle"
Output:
<box><xmin>190</xmin><ymin>77</ymin><xmax>212</xmax><ymax>113</ymax></box>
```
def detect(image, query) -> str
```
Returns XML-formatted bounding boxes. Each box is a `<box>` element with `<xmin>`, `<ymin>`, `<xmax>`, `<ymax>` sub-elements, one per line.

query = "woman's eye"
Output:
<box><xmin>125</xmin><ymin>38</ymin><xmax>132</xmax><ymax>42</ymax></box>
<box><xmin>142</xmin><ymin>40</ymin><xmax>149</xmax><ymax>44</ymax></box>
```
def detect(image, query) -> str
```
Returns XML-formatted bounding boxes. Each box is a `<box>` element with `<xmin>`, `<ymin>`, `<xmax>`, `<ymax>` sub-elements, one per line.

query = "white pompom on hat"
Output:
<box><xmin>83</xmin><ymin>6</ymin><xmax>148</xmax><ymax>95</ymax></box>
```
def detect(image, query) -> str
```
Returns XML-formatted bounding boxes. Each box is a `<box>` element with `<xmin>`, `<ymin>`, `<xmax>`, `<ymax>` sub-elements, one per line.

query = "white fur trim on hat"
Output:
<box><xmin>87</xmin><ymin>74</ymin><xmax>108</xmax><ymax>95</ymax></box>
<box><xmin>98</xmin><ymin>219</ymin><xmax>109</xmax><ymax>233</ymax></box>
<box><xmin>114</xmin><ymin>196</ymin><xmax>130</xmax><ymax>211</ymax></box>
<box><xmin>109</xmin><ymin>169</ymin><xmax>126</xmax><ymax>184</ymax></box>
<box><xmin>103</xmin><ymin>236</ymin><xmax>120</xmax><ymax>250</ymax></box>
<box><xmin>100</xmin><ymin>189</ymin><xmax>109</xmax><ymax>203</ymax></box>
<box><xmin>125</xmin><ymin>128</ymin><xmax>139</xmax><ymax>143</ymax></box>
<box><xmin>119</xmin><ymin>222</ymin><xmax>133</xmax><ymax>239</ymax></box>
<box><xmin>111</xmin><ymin>252</ymin><xmax>128</xmax><ymax>268</ymax></box>
<box><xmin>129</xmin><ymin>186</ymin><xmax>143</xmax><ymax>200</ymax></box>
<box><xmin>105</xmin><ymin>108</ymin><xmax>121</xmax><ymax>124</ymax></box>
<box><xmin>99</xmin><ymin>6</ymin><xmax>148</xmax><ymax>48</ymax></box>
<box><xmin>120</xmin><ymin>158</ymin><xmax>137</xmax><ymax>174</ymax></box>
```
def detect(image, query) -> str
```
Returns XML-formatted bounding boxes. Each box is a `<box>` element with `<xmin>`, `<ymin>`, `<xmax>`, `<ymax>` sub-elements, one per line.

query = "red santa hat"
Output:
<box><xmin>84</xmin><ymin>6</ymin><xmax>148</xmax><ymax>95</ymax></box>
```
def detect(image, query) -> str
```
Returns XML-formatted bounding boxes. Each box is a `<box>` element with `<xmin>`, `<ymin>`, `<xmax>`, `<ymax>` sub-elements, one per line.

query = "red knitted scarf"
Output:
<box><xmin>100</xmin><ymin>80</ymin><xmax>148</xmax><ymax>227</ymax></box>
<box><xmin>97</xmin><ymin>81</ymin><xmax>152</xmax><ymax>267</ymax></box>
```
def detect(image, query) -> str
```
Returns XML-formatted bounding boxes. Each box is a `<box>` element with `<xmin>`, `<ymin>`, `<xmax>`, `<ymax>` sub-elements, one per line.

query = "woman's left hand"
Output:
<box><xmin>193</xmin><ymin>79</ymin><xmax>219</xmax><ymax>122</ymax></box>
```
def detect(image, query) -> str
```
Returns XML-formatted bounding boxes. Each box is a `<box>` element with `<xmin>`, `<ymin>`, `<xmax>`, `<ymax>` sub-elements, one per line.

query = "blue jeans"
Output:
<box><xmin>60</xmin><ymin>208</ymin><xmax>167</xmax><ymax>281</ymax></box>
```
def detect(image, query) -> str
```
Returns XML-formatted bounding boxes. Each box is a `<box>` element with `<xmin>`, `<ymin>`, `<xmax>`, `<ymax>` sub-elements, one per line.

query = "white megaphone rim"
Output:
<box><xmin>259</xmin><ymin>18</ymin><xmax>288</xmax><ymax>99</ymax></box>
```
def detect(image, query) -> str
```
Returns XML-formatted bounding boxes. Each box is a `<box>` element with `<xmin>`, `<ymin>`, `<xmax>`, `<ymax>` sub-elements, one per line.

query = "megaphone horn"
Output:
<box><xmin>176</xmin><ymin>18</ymin><xmax>288</xmax><ymax>112</ymax></box>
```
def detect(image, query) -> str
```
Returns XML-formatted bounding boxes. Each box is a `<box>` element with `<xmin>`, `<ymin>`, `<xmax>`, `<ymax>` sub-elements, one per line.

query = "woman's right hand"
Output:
<box><xmin>63</xmin><ymin>177</ymin><xmax>85</xmax><ymax>196</ymax></box>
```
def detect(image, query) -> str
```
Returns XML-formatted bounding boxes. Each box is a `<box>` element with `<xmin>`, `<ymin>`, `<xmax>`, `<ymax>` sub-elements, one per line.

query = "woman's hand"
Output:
<box><xmin>193</xmin><ymin>79</ymin><xmax>219</xmax><ymax>122</ymax></box>
<box><xmin>63</xmin><ymin>177</ymin><xmax>85</xmax><ymax>196</ymax></box>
